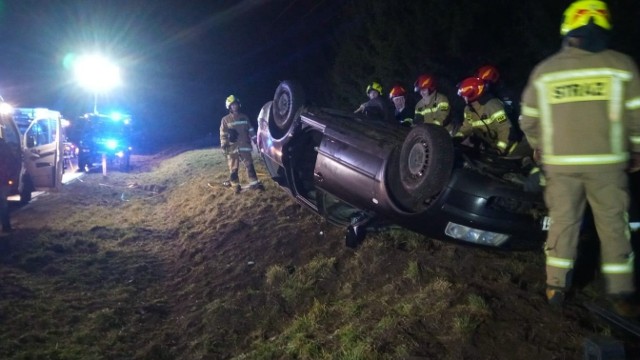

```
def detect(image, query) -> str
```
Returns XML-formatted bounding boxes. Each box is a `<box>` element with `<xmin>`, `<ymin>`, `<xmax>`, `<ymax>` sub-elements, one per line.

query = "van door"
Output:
<box><xmin>23</xmin><ymin>116</ymin><xmax>63</xmax><ymax>190</ymax></box>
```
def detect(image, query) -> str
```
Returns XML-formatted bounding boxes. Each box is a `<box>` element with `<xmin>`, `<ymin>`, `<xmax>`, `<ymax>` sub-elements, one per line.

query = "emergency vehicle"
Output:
<box><xmin>66</xmin><ymin>112</ymin><xmax>133</xmax><ymax>172</ymax></box>
<box><xmin>0</xmin><ymin>105</ymin><xmax>63</xmax><ymax>203</ymax></box>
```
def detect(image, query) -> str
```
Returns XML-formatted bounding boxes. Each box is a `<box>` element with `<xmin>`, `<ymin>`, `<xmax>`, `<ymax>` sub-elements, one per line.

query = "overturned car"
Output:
<box><xmin>256</xmin><ymin>81</ymin><xmax>548</xmax><ymax>249</ymax></box>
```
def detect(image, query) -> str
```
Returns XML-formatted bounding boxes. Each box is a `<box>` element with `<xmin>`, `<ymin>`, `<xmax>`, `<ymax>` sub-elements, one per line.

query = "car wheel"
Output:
<box><xmin>389</xmin><ymin>124</ymin><xmax>454</xmax><ymax>211</ymax></box>
<box><xmin>270</xmin><ymin>80</ymin><xmax>305</xmax><ymax>138</ymax></box>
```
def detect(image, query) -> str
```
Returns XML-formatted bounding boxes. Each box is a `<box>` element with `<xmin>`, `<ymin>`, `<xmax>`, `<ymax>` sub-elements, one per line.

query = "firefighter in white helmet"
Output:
<box><xmin>520</xmin><ymin>0</ymin><xmax>640</xmax><ymax>317</ymax></box>
<box><xmin>219</xmin><ymin>95</ymin><xmax>264</xmax><ymax>193</ymax></box>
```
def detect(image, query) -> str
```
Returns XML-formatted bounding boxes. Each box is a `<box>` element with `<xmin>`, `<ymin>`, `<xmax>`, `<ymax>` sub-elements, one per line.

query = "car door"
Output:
<box><xmin>23</xmin><ymin>116</ymin><xmax>63</xmax><ymax>190</ymax></box>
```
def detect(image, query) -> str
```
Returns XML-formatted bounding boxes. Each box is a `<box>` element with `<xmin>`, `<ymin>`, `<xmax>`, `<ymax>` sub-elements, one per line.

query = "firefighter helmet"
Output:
<box><xmin>457</xmin><ymin>77</ymin><xmax>485</xmax><ymax>103</ymax></box>
<box><xmin>225</xmin><ymin>95</ymin><xmax>240</xmax><ymax>109</ymax></box>
<box><xmin>560</xmin><ymin>0</ymin><xmax>611</xmax><ymax>36</ymax></box>
<box><xmin>389</xmin><ymin>85</ymin><xmax>407</xmax><ymax>99</ymax></box>
<box><xmin>366</xmin><ymin>82</ymin><xmax>383</xmax><ymax>96</ymax></box>
<box><xmin>476</xmin><ymin>65</ymin><xmax>500</xmax><ymax>84</ymax></box>
<box><xmin>414</xmin><ymin>74</ymin><xmax>436</xmax><ymax>92</ymax></box>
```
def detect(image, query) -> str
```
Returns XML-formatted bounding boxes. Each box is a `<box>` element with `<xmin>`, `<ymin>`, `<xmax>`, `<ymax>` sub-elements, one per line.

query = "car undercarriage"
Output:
<box><xmin>257</xmin><ymin>80</ymin><xmax>548</xmax><ymax>249</ymax></box>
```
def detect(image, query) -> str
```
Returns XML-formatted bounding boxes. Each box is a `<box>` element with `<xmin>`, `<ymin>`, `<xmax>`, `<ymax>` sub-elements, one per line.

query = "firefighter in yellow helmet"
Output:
<box><xmin>354</xmin><ymin>82</ymin><xmax>395</xmax><ymax>124</ymax></box>
<box><xmin>218</xmin><ymin>95</ymin><xmax>264</xmax><ymax>193</ymax></box>
<box><xmin>354</xmin><ymin>81</ymin><xmax>382</xmax><ymax>113</ymax></box>
<box><xmin>413</xmin><ymin>74</ymin><xmax>450</xmax><ymax>126</ymax></box>
<box><xmin>520</xmin><ymin>0</ymin><xmax>640</xmax><ymax>317</ymax></box>
<box><xmin>453</xmin><ymin>77</ymin><xmax>514</xmax><ymax>155</ymax></box>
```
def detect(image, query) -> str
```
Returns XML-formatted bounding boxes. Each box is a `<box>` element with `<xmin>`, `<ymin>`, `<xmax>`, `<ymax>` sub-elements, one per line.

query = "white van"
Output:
<box><xmin>0</xmin><ymin>105</ymin><xmax>63</xmax><ymax>203</ymax></box>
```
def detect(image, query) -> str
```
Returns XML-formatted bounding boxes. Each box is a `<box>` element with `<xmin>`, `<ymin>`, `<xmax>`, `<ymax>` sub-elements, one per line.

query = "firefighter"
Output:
<box><xmin>476</xmin><ymin>64</ymin><xmax>524</xmax><ymax>143</ymax></box>
<box><xmin>389</xmin><ymin>85</ymin><xmax>414</xmax><ymax>127</ymax></box>
<box><xmin>218</xmin><ymin>95</ymin><xmax>264</xmax><ymax>193</ymax></box>
<box><xmin>520</xmin><ymin>0</ymin><xmax>640</xmax><ymax>316</ymax></box>
<box><xmin>475</xmin><ymin>65</ymin><xmax>516</xmax><ymax>113</ymax></box>
<box><xmin>454</xmin><ymin>77</ymin><xmax>514</xmax><ymax>155</ymax></box>
<box><xmin>413</xmin><ymin>74</ymin><xmax>450</xmax><ymax>126</ymax></box>
<box><xmin>354</xmin><ymin>81</ymin><xmax>382</xmax><ymax>113</ymax></box>
<box><xmin>354</xmin><ymin>82</ymin><xmax>395</xmax><ymax>124</ymax></box>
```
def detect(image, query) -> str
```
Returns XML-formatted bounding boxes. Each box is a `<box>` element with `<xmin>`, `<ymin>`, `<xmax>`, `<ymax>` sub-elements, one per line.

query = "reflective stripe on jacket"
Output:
<box><xmin>415</xmin><ymin>92</ymin><xmax>450</xmax><ymax>125</ymax></box>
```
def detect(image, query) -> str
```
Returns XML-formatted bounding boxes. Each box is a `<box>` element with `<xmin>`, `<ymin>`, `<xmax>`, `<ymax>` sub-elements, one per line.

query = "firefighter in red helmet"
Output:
<box><xmin>476</xmin><ymin>65</ymin><xmax>499</xmax><ymax>83</ymax></box>
<box><xmin>453</xmin><ymin>77</ymin><xmax>514</xmax><ymax>155</ymax></box>
<box><xmin>413</xmin><ymin>74</ymin><xmax>450</xmax><ymax>126</ymax></box>
<box><xmin>520</xmin><ymin>0</ymin><xmax>640</xmax><ymax>317</ymax></box>
<box><xmin>389</xmin><ymin>85</ymin><xmax>414</xmax><ymax>127</ymax></box>
<box><xmin>476</xmin><ymin>64</ymin><xmax>524</xmax><ymax>143</ymax></box>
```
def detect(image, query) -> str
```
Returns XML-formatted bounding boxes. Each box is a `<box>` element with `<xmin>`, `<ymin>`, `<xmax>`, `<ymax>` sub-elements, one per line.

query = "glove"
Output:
<box><xmin>400</xmin><ymin>118</ymin><xmax>413</xmax><ymax>127</ymax></box>
<box><xmin>221</xmin><ymin>144</ymin><xmax>230</xmax><ymax>156</ymax></box>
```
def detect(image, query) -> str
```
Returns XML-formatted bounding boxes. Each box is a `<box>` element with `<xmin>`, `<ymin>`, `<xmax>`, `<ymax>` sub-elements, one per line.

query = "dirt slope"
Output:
<box><xmin>1</xmin><ymin>147</ymin><xmax>638</xmax><ymax>359</ymax></box>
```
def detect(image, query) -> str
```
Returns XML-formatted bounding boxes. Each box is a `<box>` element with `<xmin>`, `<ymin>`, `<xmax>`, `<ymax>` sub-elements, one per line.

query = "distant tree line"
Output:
<box><xmin>322</xmin><ymin>0</ymin><xmax>640</xmax><ymax>111</ymax></box>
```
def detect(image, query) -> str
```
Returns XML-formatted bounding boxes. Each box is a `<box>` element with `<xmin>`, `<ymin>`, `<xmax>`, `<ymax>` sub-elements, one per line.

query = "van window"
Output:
<box><xmin>25</xmin><ymin>119</ymin><xmax>56</xmax><ymax>148</ymax></box>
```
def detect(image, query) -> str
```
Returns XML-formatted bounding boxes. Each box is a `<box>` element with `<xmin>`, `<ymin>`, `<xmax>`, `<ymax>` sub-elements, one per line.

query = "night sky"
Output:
<box><xmin>0</xmin><ymin>1</ymin><xmax>638</xmax><ymax>152</ymax></box>
<box><xmin>0</xmin><ymin>0</ymin><xmax>340</xmax><ymax>151</ymax></box>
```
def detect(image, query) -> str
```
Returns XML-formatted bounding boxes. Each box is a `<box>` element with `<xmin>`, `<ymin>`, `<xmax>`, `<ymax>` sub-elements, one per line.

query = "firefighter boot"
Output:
<box><xmin>546</xmin><ymin>287</ymin><xmax>566</xmax><ymax>308</ymax></box>
<box><xmin>248</xmin><ymin>181</ymin><xmax>265</xmax><ymax>192</ymax></box>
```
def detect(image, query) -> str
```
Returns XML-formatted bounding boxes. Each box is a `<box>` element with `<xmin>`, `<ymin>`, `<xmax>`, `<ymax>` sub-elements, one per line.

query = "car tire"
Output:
<box><xmin>389</xmin><ymin>124</ymin><xmax>454</xmax><ymax>211</ymax></box>
<box><xmin>270</xmin><ymin>80</ymin><xmax>305</xmax><ymax>139</ymax></box>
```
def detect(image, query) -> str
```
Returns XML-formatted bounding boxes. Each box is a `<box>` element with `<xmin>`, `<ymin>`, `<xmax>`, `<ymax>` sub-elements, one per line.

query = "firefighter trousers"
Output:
<box><xmin>227</xmin><ymin>148</ymin><xmax>258</xmax><ymax>185</ymax></box>
<box><xmin>544</xmin><ymin>171</ymin><xmax>634</xmax><ymax>295</ymax></box>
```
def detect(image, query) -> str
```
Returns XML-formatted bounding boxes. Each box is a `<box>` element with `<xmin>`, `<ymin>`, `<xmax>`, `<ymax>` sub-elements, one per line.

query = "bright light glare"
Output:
<box><xmin>73</xmin><ymin>55</ymin><xmax>121</xmax><ymax>92</ymax></box>
<box><xmin>105</xmin><ymin>139</ymin><xmax>119</xmax><ymax>150</ymax></box>
<box><xmin>0</xmin><ymin>102</ymin><xmax>13</xmax><ymax>115</ymax></box>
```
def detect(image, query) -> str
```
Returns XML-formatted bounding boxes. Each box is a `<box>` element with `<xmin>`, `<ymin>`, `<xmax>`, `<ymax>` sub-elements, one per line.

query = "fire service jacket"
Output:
<box><xmin>414</xmin><ymin>92</ymin><xmax>450</xmax><ymax>126</ymax></box>
<box><xmin>455</xmin><ymin>97</ymin><xmax>512</xmax><ymax>154</ymax></box>
<box><xmin>520</xmin><ymin>46</ymin><xmax>640</xmax><ymax>173</ymax></box>
<box><xmin>220</xmin><ymin>112</ymin><xmax>255</xmax><ymax>152</ymax></box>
